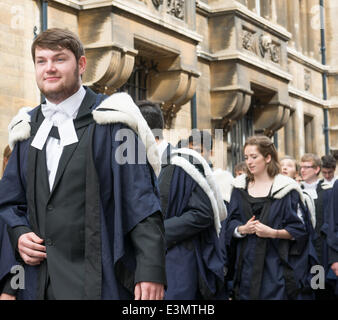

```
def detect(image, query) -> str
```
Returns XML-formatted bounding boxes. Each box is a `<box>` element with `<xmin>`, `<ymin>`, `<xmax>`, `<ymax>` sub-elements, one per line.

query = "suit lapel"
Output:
<box><xmin>49</xmin><ymin>88</ymin><xmax>98</xmax><ymax>196</ymax></box>
<box><xmin>26</xmin><ymin>107</ymin><xmax>42</xmax><ymax>234</ymax></box>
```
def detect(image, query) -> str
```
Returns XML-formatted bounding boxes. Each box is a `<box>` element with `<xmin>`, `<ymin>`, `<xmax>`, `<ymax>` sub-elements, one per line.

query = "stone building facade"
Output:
<box><xmin>0</xmin><ymin>0</ymin><xmax>337</xmax><ymax>172</ymax></box>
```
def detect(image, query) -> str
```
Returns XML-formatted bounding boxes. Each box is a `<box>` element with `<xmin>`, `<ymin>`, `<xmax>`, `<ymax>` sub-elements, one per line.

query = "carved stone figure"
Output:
<box><xmin>259</xmin><ymin>34</ymin><xmax>272</xmax><ymax>57</ymax></box>
<box><xmin>242</xmin><ymin>30</ymin><xmax>254</xmax><ymax>50</ymax></box>
<box><xmin>167</xmin><ymin>0</ymin><xmax>185</xmax><ymax>20</ymax></box>
<box><xmin>152</xmin><ymin>0</ymin><xmax>163</xmax><ymax>8</ymax></box>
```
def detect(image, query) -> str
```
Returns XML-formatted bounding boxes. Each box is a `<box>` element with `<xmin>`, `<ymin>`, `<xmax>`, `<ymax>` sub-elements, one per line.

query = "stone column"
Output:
<box><xmin>236</xmin><ymin>0</ymin><xmax>248</xmax><ymax>6</ymax></box>
<box><xmin>275</xmin><ymin>0</ymin><xmax>287</xmax><ymax>29</ymax></box>
<box><xmin>284</xmin><ymin>114</ymin><xmax>293</xmax><ymax>156</ymax></box>
<box><xmin>307</xmin><ymin>0</ymin><xmax>321</xmax><ymax>61</ymax></box>
<box><xmin>261</xmin><ymin>0</ymin><xmax>271</xmax><ymax>20</ymax></box>
<box><xmin>247</xmin><ymin>0</ymin><xmax>257</xmax><ymax>13</ymax></box>
<box><xmin>299</xmin><ymin>0</ymin><xmax>309</xmax><ymax>56</ymax></box>
<box><xmin>293</xmin><ymin>100</ymin><xmax>305</xmax><ymax>160</ymax></box>
<box><xmin>325</xmin><ymin>0</ymin><xmax>338</xmax><ymax>66</ymax></box>
<box><xmin>287</xmin><ymin>0</ymin><xmax>301</xmax><ymax>51</ymax></box>
<box><xmin>304</xmin><ymin>119</ymin><xmax>313</xmax><ymax>153</ymax></box>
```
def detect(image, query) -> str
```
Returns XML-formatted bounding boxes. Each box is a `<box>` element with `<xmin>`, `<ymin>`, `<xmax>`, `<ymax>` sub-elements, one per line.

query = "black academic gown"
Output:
<box><xmin>322</xmin><ymin>180</ymin><xmax>338</xmax><ymax>296</ymax></box>
<box><xmin>0</xmin><ymin>88</ymin><xmax>166</xmax><ymax>299</ymax></box>
<box><xmin>225</xmin><ymin>179</ymin><xmax>311</xmax><ymax>300</ymax></box>
<box><xmin>159</xmin><ymin>145</ymin><xmax>225</xmax><ymax>300</ymax></box>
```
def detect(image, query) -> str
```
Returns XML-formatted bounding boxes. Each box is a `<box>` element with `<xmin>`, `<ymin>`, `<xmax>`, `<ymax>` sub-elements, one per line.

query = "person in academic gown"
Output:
<box><xmin>300</xmin><ymin>153</ymin><xmax>335</xmax><ymax>299</ymax></box>
<box><xmin>138</xmin><ymin>101</ymin><xmax>227</xmax><ymax>300</ymax></box>
<box><xmin>0</xmin><ymin>28</ymin><xmax>166</xmax><ymax>300</ymax></box>
<box><xmin>280</xmin><ymin>155</ymin><xmax>318</xmax><ymax>253</ymax></box>
<box><xmin>224</xmin><ymin>136</ymin><xmax>313</xmax><ymax>300</ymax></box>
<box><xmin>0</xmin><ymin>145</ymin><xmax>17</xmax><ymax>299</ymax></box>
<box><xmin>323</xmin><ymin>179</ymin><xmax>338</xmax><ymax>298</ymax></box>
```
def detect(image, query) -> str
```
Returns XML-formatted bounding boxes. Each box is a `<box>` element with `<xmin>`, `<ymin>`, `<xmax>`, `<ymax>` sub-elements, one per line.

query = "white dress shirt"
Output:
<box><xmin>323</xmin><ymin>176</ymin><xmax>337</xmax><ymax>187</ymax></box>
<box><xmin>301</xmin><ymin>180</ymin><xmax>320</xmax><ymax>200</ymax></box>
<box><xmin>33</xmin><ymin>86</ymin><xmax>86</xmax><ymax>190</ymax></box>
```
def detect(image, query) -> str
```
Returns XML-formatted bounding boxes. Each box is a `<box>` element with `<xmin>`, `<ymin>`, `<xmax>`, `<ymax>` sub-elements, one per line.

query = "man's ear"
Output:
<box><xmin>315</xmin><ymin>166</ymin><xmax>321</xmax><ymax>176</ymax></box>
<box><xmin>78</xmin><ymin>55</ymin><xmax>87</xmax><ymax>75</ymax></box>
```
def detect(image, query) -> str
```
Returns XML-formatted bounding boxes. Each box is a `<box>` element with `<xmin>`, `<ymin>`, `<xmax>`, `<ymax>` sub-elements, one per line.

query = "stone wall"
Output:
<box><xmin>0</xmin><ymin>0</ymin><xmax>40</xmax><ymax>168</ymax></box>
<box><xmin>1</xmin><ymin>0</ymin><xmax>338</xmax><ymax>174</ymax></box>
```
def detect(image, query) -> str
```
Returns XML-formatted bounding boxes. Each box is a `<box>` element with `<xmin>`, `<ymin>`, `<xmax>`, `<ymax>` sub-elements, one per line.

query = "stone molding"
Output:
<box><xmin>147</xmin><ymin>68</ymin><xmax>199</xmax><ymax>128</ymax></box>
<box><xmin>253</xmin><ymin>102</ymin><xmax>291</xmax><ymax>137</ymax></box>
<box><xmin>83</xmin><ymin>43</ymin><xmax>138</xmax><ymax>93</ymax></box>
<box><xmin>210</xmin><ymin>86</ymin><xmax>253</xmax><ymax>132</ymax></box>
<box><xmin>196</xmin><ymin>0</ymin><xmax>291</xmax><ymax>41</ymax></box>
<box><xmin>198</xmin><ymin>49</ymin><xmax>292</xmax><ymax>82</ymax></box>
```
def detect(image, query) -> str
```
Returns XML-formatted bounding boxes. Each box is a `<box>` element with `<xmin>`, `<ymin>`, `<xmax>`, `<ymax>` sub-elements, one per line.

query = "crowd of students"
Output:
<box><xmin>1</xmin><ymin>104</ymin><xmax>338</xmax><ymax>300</ymax></box>
<box><xmin>138</xmin><ymin>102</ymin><xmax>338</xmax><ymax>300</ymax></box>
<box><xmin>0</xmin><ymin>27</ymin><xmax>337</xmax><ymax>301</ymax></box>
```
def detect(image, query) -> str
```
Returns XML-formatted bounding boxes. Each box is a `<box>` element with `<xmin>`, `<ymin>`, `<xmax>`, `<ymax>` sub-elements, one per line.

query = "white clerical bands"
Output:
<box><xmin>31</xmin><ymin>117</ymin><xmax>78</xmax><ymax>150</ymax></box>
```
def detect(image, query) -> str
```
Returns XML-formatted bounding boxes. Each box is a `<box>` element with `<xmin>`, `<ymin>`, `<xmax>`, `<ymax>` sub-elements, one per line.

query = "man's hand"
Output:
<box><xmin>18</xmin><ymin>232</ymin><xmax>46</xmax><ymax>266</ymax></box>
<box><xmin>331</xmin><ymin>262</ymin><xmax>338</xmax><ymax>276</ymax></box>
<box><xmin>134</xmin><ymin>282</ymin><xmax>164</xmax><ymax>300</ymax></box>
<box><xmin>0</xmin><ymin>293</ymin><xmax>16</xmax><ymax>300</ymax></box>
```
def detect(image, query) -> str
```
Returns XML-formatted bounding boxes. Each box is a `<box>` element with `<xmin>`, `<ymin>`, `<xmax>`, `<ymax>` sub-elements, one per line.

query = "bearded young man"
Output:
<box><xmin>0</xmin><ymin>28</ymin><xmax>166</xmax><ymax>300</ymax></box>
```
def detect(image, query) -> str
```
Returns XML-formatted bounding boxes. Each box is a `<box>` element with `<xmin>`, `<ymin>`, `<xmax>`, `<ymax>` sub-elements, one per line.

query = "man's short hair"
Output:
<box><xmin>137</xmin><ymin>100</ymin><xmax>164</xmax><ymax>139</ymax></box>
<box><xmin>31</xmin><ymin>28</ymin><xmax>85</xmax><ymax>62</ymax></box>
<box><xmin>280</xmin><ymin>155</ymin><xmax>300</xmax><ymax>173</ymax></box>
<box><xmin>188</xmin><ymin>129</ymin><xmax>213</xmax><ymax>153</ymax></box>
<box><xmin>321</xmin><ymin>154</ymin><xmax>336</xmax><ymax>169</ymax></box>
<box><xmin>301</xmin><ymin>153</ymin><xmax>322</xmax><ymax>168</ymax></box>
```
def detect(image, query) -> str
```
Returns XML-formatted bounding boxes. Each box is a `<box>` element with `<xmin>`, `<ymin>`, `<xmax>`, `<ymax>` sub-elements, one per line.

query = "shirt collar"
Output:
<box><xmin>302</xmin><ymin>179</ymin><xmax>320</xmax><ymax>189</ymax></box>
<box><xmin>44</xmin><ymin>86</ymin><xmax>86</xmax><ymax>120</ymax></box>
<box><xmin>324</xmin><ymin>176</ymin><xmax>337</xmax><ymax>186</ymax></box>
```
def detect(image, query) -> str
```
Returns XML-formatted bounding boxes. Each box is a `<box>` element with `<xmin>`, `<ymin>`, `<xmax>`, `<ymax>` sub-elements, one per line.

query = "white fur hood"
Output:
<box><xmin>92</xmin><ymin>92</ymin><xmax>161</xmax><ymax>176</ymax></box>
<box><xmin>212</xmin><ymin>168</ymin><xmax>234</xmax><ymax>203</ymax></box>
<box><xmin>8</xmin><ymin>106</ymin><xmax>33</xmax><ymax>150</ymax></box>
<box><xmin>170</xmin><ymin>147</ymin><xmax>228</xmax><ymax>236</ymax></box>
<box><xmin>232</xmin><ymin>173</ymin><xmax>305</xmax><ymax>203</ymax></box>
<box><xmin>8</xmin><ymin>93</ymin><xmax>161</xmax><ymax>176</ymax></box>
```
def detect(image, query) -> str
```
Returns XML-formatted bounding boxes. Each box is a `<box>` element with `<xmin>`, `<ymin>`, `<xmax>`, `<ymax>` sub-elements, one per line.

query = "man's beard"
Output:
<box><xmin>40</xmin><ymin>66</ymin><xmax>81</xmax><ymax>103</ymax></box>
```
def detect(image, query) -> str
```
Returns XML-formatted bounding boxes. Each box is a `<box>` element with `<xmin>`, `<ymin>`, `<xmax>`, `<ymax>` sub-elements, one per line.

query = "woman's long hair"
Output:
<box><xmin>244</xmin><ymin>135</ymin><xmax>280</xmax><ymax>182</ymax></box>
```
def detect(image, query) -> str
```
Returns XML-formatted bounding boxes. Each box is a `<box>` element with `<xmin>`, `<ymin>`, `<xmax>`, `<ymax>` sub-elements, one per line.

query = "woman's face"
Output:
<box><xmin>244</xmin><ymin>145</ymin><xmax>271</xmax><ymax>177</ymax></box>
<box><xmin>280</xmin><ymin>158</ymin><xmax>297</xmax><ymax>179</ymax></box>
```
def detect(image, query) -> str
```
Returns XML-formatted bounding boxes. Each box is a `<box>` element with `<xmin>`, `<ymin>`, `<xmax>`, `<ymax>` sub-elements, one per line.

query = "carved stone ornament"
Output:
<box><xmin>242</xmin><ymin>30</ymin><xmax>254</xmax><ymax>50</ymax></box>
<box><xmin>241</xmin><ymin>29</ymin><xmax>280</xmax><ymax>64</ymax></box>
<box><xmin>270</xmin><ymin>44</ymin><xmax>280</xmax><ymax>63</ymax></box>
<box><xmin>167</xmin><ymin>0</ymin><xmax>185</xmax><ymax>20</ymax></box>
<box><xmin>152</xmin><ymin>0</ymin><xmax>163</xmax><ymax>8</ymax></box>
<box><xmin>259</xmin><ymin>34</ymin><xmax>272</xmax><ymax>58</ymax></box>
<box><xmin>304</xmin><ymin>70</ymin><xmax>311</xmax><ymax>91</ymax></box>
